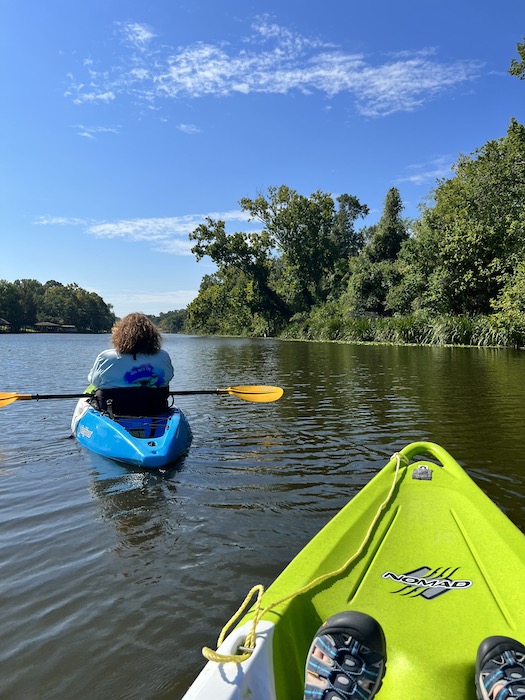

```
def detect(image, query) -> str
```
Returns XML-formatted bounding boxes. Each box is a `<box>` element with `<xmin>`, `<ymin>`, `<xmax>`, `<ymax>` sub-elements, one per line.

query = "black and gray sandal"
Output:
<box><xmin>303</xmin><ymin>611</ymin><xmax>386</xmax><ymax>700</ymax></box>
<box><xmin>476</xmin><ymin>635</ymin><xmax>525</xmax><ymax>699</ymax></box>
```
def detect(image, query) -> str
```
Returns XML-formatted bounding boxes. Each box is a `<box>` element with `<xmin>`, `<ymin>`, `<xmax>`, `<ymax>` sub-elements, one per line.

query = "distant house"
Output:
<box><xmin>34</xmin><ymin>322</ymin><xmax>78</xmax><ymax>333</ymax></box>
<box><xmin>0</xmin><ymin>317</ymin><xmax>10</xmax><ymax>332</ymax></box>
<box><xmin>34</xmin><ymin>322</ymin><xmax>61</xmax><ymax>332</ymax></box>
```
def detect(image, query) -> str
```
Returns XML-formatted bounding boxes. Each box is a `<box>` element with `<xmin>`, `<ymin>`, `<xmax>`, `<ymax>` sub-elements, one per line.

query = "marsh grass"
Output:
<box><xmin>280</xmin><ymin>310</ymin><xmax>524</xmax><ymax>348</ymax></box>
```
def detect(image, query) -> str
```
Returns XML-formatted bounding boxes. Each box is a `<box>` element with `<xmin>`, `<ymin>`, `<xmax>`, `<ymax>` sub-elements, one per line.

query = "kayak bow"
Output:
<box><xmin>183</xmin><ymin>442</ymin><xmax>525</xmax><ymax>699</ymax></box>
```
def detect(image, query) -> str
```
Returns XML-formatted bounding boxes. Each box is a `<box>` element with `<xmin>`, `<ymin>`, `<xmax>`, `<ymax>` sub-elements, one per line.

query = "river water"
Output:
<box><xmin>1</xmin><ymin>334</ymin><xmax>524</xmax><ymax>698</ymax></box>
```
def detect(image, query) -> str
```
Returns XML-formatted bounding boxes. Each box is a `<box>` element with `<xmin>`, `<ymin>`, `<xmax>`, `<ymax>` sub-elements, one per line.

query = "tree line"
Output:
<box><xmin>182</xmin><ymin>118</ymin><xmax>525</xmax><ymax>346</ymax></box>
<box><xmin>0</xmin><ymin>279</ymin><xmax>115</xmax><ymax>332</ymax></box>
<box><xmin>0</xmin><ymin>276</ymin><xmax>190</xmax><ymax>334</ymax></box>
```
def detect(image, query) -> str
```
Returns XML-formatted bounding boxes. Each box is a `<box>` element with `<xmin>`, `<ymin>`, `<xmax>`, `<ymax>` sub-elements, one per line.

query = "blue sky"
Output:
<box><xmin>1</xmin><ymin>1</ymin><xmax>523</xmax><ymax>318</ymax></box>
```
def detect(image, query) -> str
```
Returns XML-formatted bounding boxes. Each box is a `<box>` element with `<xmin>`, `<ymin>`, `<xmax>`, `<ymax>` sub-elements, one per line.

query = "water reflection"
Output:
<box><xmin>88</xmin><ymin>456</ymin><xmax>189</xmax><ymax>563</ymax></box>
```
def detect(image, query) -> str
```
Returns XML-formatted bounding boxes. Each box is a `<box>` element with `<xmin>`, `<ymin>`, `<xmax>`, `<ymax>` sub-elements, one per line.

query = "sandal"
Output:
<box><xmin>304</xmin><ymin>611</ymin><xmax>386</xmax><ymax>700</ymax></box>
<box><xmin>476</xmin><ymin>635</ymin><xmax>525</xmax><ymax>699</ymax></box>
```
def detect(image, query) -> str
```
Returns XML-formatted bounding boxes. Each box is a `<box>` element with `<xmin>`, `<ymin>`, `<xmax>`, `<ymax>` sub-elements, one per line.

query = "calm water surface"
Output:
<box><xmin>1</xmin><ymin>334</ymin><xmax>524</xmax><ymax>698</ymax></box>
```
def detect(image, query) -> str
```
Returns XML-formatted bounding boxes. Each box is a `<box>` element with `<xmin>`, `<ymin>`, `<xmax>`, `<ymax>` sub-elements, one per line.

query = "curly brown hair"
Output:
<box><xmin>111</xmin><ymin>313</ymin><xmax>162</xmax><ymax>355</ymax></box>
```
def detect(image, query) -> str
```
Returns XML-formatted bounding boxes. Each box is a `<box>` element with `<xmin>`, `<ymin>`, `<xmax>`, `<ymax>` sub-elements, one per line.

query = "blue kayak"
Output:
<box><xmin>71</xmin><ymin>398</ymin><xmax>192</xmax><ymax>469</ymax></box>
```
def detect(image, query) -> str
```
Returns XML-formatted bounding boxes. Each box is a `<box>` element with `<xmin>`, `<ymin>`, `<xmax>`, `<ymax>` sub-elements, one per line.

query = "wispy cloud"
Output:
<box><xmin>65</xmin><ymin>16</ymin><xmax>483</xmax><ymax>117</ymax></box>
<box><xmin>117</xmin><ymin>21</ymin><xmax>157</xmax><ymax>50</ymax></box>
<box><xmin>35</xmin><ymin>210</ymin><xmax>254</xmax><ymax>255</ymax></box>
<box><xmin>396</xmin><ymin>155</ymin><xmax>454</xmax><ymax>185</ymax></box>
<box><xmin>176</xmin><ymin>123</ymin><xmax>201</xmax><ymax>135</ymax></box>
<box><xmin>74</xmin><ymin>124</ymin><xmax>121</xmax><ymax>139</ymax></box>
<box><xmin>35</xmin><ymin>216</ymin><xmax>87</xmax><ymax>226</ymax></box>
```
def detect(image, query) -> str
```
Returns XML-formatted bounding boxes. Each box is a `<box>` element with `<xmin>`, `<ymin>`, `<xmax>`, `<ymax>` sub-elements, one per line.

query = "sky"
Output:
<box><xmin>1</xmin><ymin>0</ymin><xmax>524</xmax><ymax>318</ymax></box>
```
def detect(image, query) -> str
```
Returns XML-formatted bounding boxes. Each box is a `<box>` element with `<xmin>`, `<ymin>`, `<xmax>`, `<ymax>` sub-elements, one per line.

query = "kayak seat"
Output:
<box><xmin>91</xmin><ymin>387</ymin><xmax>170</xmax><ymax>417</ymax></box>
<box><xmin>117</xmin><ymin>414</ymin><xmax>170</xmax><ymax>439</ymax></box>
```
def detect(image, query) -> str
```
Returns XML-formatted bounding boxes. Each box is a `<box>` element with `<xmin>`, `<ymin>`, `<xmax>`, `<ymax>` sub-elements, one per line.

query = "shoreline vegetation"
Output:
<box><xmin>3</xmin><ymin>117</ymin><xmax>525</xmax><ymax>350</ymax></box>
<box><xmin>2</xmin><ymin>307</ymin><xmax>523</xmax><ymax>351</ymax></box>
<box><xmin>182</xmin><ymin>119</ymin><xmax>525</xmax><ymax>350</ymax></box>
<box><xmin>1</xmin><ymin>306</ymin><xmax>523</xmax><ymax>349</ymax></box>
<box><xmin>279</xmin><ymin>312</ymin><xmax>523</xmax><ymax>349</ymax></box>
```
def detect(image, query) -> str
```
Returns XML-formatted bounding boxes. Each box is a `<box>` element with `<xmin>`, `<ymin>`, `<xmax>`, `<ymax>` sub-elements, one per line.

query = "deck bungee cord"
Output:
<box><xmin>202</xmin><ymin>451</ymin><xmax>408</xmax><ymax>665</ymax></box>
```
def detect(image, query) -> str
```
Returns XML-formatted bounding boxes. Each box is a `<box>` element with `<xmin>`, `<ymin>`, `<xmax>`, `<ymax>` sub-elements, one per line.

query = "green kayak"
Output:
<box><xmin>183</xmin><ymin>442</ymin><xmax>525</xmax><ymax>699</ymax></box>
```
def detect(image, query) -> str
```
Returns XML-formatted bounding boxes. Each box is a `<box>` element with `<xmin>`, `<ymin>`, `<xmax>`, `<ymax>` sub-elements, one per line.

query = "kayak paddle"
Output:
<box><xmin>172</xmin><ymin>386</ymin><xmax>284</xmax><ymax>402</ymax></box>
<box><xmin>0</xmin><ymin>385</ymin><xmax>284</xmax><ymax>407</ymax></box>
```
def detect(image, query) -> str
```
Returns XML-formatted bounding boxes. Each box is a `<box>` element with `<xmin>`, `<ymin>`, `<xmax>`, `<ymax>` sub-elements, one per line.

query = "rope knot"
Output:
<box><xmin>202</xmin><ymin>584</ymin><xmax>265</xmax><ymax>665</ymax></box>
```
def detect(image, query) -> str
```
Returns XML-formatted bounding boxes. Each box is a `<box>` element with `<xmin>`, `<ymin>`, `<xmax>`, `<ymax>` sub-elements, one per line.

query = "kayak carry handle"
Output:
<box><xmin>393</xmin><ymin>442</ymin><xmax>464</xmax><ymax>476</ymax></box>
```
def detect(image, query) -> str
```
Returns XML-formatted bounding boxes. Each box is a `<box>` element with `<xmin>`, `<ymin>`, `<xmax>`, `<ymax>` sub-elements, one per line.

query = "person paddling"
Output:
<box><xmin>87</xmin><ymin>312</ymin><xmax>174</xmax><ymax>416</ymax></box>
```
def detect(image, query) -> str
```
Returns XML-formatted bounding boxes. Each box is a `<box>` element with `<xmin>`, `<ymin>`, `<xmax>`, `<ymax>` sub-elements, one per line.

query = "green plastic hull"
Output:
<box><xmin>184</xmin><ymin>442</ymin><xmax>525</xmax><ymax>699</ymax></box>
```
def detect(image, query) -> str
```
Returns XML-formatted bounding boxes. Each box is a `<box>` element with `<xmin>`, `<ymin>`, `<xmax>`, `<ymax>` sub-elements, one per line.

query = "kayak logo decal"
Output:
<box><xmin>79</xmin><ymin>425</ymin><xmax>93</xmax><ymax>439</ymax></box>
<box><xmin>382</xmin><ymin>566</ymin><xmax>472</xmax><ymax>600</ymax></box>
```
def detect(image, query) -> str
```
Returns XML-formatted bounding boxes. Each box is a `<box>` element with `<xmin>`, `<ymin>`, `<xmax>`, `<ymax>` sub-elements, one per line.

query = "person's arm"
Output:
<box><xmin>87</xmin><ymin>350</ymin><xmax>112</xmax><ymax>387</ymax></box>
<box><xmin>164</xmin><ymin>351</ymin><xmax>175</xmax><ymax>385</ymax></box>
<box><xmin>87</xmin><ymin>357</ymin><xmax>100</xmax><ymax>386</ymax></box>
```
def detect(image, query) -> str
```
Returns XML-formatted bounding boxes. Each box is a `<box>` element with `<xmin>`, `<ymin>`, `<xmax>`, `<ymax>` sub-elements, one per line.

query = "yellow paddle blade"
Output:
<box><xmin>225</xmin><ymin>385</ymin><xmax>284</xmax><ymax>403</ymax></box>
<box><xmin>0</xmin><ymin>392</ymin><xmax>30</xmax><ymax>407</ymax></box>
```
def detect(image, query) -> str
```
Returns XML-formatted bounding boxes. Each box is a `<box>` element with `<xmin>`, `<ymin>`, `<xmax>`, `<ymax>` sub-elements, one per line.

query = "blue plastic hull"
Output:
<box><xmin>73</xmin><ymin>404</ymin><xmax>192</xmax><ymax>469</ymax></box>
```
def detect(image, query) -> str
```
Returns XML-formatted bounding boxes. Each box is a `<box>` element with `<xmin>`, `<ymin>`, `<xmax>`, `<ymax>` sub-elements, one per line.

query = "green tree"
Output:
<box><xmin>38</xmin><ymin>283</ymin><xmax>80</xmax><ymax>325</ymax></box>
<box><xmin>13</xmin><ymin>279</ymin><xmax>44</xmax><ymax>327</ymax></box>
<box><xmin>392</xmin><ymin>120</ymin><xmax>525</xmax><ymax>315</ymax></box>
<box><xmin>367</xmin><ymin>188</ymin><xmax>408</xmax><ymax>263</ymax></box>
<box><xmin>331</xmin><ymin>194</ymin><xmax>368</xmax><ymax>258</ymax></box>
<box><xmin>189</xmin><ymin>185</ymin><xmax>369</xmax><ymax>335</ymax></box>
<box><xmin>38</xmin><ymin>282</ymin><xmax>114</xmax><ymax>331</ymax></box>
<box><xmin>190</xmin><ymin>217</ymin><xmax>289</xmax><ymax>327</ymax></box>
<box><xmin>344</xmin><ymin>188</ymin><xmax>408</xmax><ymax>315</ymax></box>
<box><xmin>187</xmin><ymin>271</ymin><xmax>265</xmax><ymax>336</ymax></box>
<box><xmin>509</xmin><ymin>36</ymin><xmax>525</xmax><ymax>79</ymax></box>
<box><xmin>0</xmin><ymin>279</ymin><xmax>114</xmax><ymax>331</ymax></box>
<box><xmin>158</xmin><ymin>309</ymin><xmax>188</xmax><ymax>333</ymax></box>
<box><xmin>491</xmin><ymin>260</ymin><xmax>525</xmax><ymax>344</ymax></box>
<box><xmin>322</xmin><ymin>194</ymin><xmax>369</xmax><ymax>299</ymax></box>
<box><xmin>0</xmin><ymin>280</ymin><xmax>23</xmax><ymax>330</ymax></box>
<box><xmin>383</xmin><ymin>235</ymin><xmax>428</xmax><ymax>314</ymax></box>
<box><xmin>240</xmin><ymin>185</ymin><xmax>368</xmax><ymax>309</ymax></box>
<box><xmin>79</xmin><ymin>290</ymin><xmax>115</xmax><ymax>331</ymax></box>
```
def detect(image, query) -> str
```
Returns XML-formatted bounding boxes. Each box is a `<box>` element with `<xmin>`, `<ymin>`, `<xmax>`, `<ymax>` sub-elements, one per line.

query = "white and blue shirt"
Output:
<box><xmin>88</xmin><ymin>349</ymin><xmax>174</xmax><ymax>388</ymax></box>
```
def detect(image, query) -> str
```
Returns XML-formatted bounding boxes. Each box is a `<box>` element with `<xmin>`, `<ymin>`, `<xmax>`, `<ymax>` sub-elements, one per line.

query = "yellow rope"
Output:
<box><xmin>202</xmin><ymin>452</ymin><xmax>407</xmax><ymax>664</ymax></box>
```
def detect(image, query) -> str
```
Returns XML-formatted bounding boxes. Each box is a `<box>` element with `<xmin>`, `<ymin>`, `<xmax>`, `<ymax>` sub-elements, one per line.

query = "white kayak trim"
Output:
<box><xmin>182</xmin><ymin>619</ymin><xmax>277</xmax><ymax>700</ymax></box>
<box><xmin>71</xmin><ymin>397</ymin><xmax>90</xmax><ymax>434</ymax></box>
